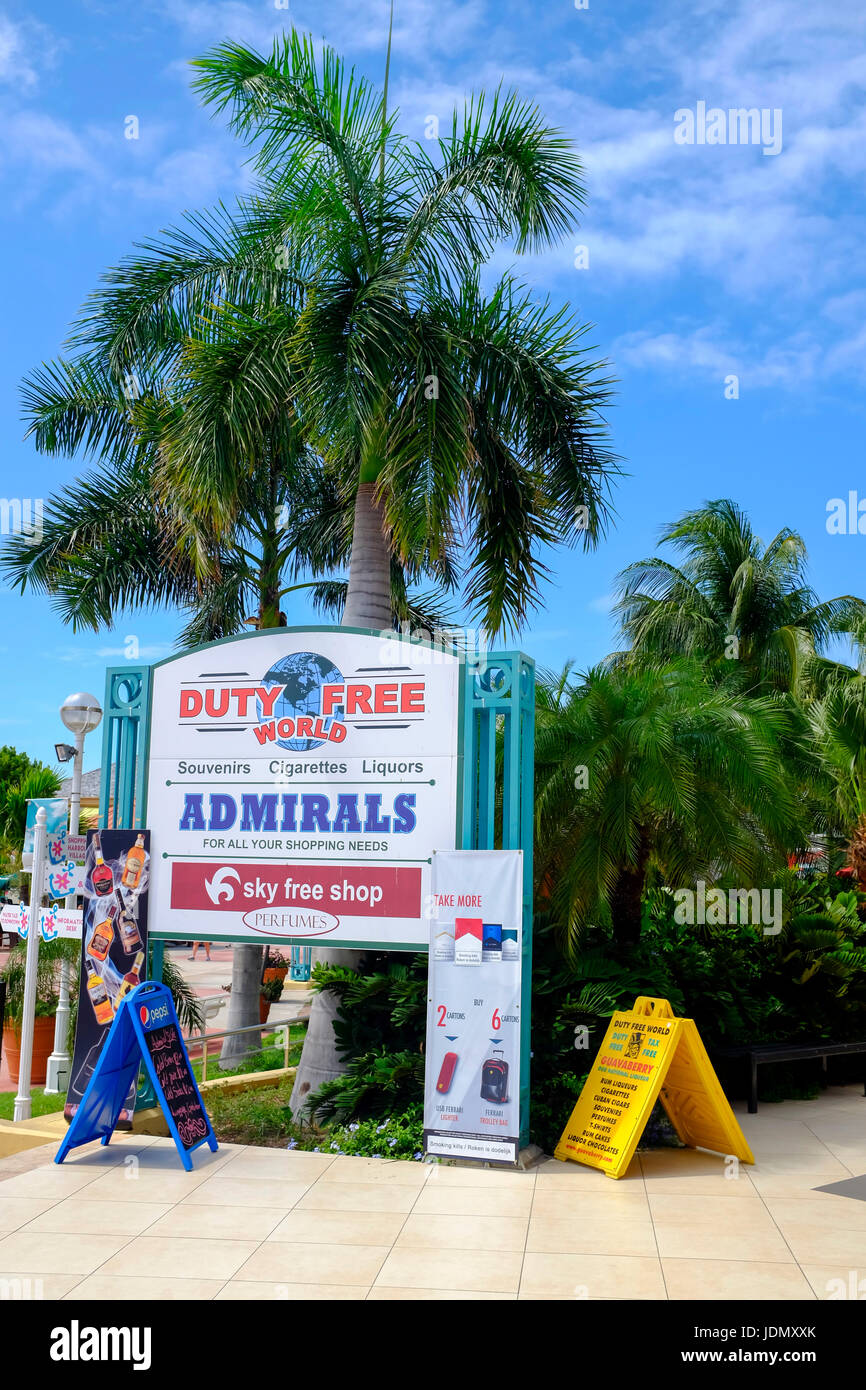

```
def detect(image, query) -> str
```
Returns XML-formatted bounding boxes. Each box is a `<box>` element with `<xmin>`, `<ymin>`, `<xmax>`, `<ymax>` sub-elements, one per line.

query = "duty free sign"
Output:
<box><xmin>144</xmin><ymin>629</ymin><xmax>462</xmax><ymax>949</ymax></box>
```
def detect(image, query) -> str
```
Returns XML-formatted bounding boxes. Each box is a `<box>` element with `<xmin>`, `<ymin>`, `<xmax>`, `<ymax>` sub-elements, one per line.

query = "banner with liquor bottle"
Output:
<box><xmin>64</xmin><ymin>828</ymin><xmax>151</xmax><ymax>1126</ymax></box>
<box><xmin>423</xmin><ymin>849</ymin><xmax>523</xmax><ymax>1166</ymax></box>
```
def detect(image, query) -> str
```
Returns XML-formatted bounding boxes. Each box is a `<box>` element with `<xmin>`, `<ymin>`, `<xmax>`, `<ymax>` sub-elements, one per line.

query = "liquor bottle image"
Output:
<box><xmin>116</xmin><ymin>949</ymin><xmax>145</xmax><ymax>1003</ymax></box>
<box><xmin>91</xmin><ymin>832</ymin><xmax>114</xmax><ymax>897</ymax></box>
<box><xmin>482</xmin><ymin>923</ymin><xmax>502</xmax><ymax>962</ymax></box>
<box><xmin>85</xmin><ymin>961</ymin><xmax>114</xmax><ymax>1026</ymax></box>
<box><xmin>436</xmin><ymin>1051</ymin><xmax>458</xmax><ymax>1094</ymax></box>
<box><xmin>121</xmin><ymin>833</ymin><xmax>146</xmax><ymax>890</ymax></box>
<box><xmin>88</xmin><ymin>911</ymin><xmax>115</xmax><ymax>962</ymax></box>
<box><xmin>480</xmin><ymin>1049</ymin><xmax>509</xmax><ymax>1103</ymax></box>
<box><xmin>114</xmin><ymin>887</ymin><xmax>142</xmax><ymax>953</ymax></box>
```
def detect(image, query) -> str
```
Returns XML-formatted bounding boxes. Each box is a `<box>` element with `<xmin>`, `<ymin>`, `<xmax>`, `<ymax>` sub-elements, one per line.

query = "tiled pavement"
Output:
<box><xmin>0</xmin><ymin>1087</ymin><xmax>864</xmax><ymax>1300</ymax></box>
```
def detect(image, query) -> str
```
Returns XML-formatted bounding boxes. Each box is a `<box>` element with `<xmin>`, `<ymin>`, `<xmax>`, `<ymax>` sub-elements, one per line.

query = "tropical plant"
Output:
<box><xmin>0</xmin><ymin>765</ymin><xmax>62</xmax><ymax>894</ymax></box>
<box><xmin>0</xmin><ymin>937</ymin><xmax>78</xmax><ymax>1026</ymax></box>
<box><xmin>614</xmin><ymin>500</ymin><xmax>864</xmax><ymax>694</ymax></box>
<box><xmin>182</xmin><ymin>31</ymin><xmax>618</xmax><ymax>1106</ymax></box>
<box><xmin>808</xmin><ymin>675</ymin><xmax>866</xmax><ymax>888</ymax></box>
<box><xmin>182</xmin><ymin>31</ymin><xmax>618</xmax><ymax>637</ymax></box>
<box><xmin>534</xmin><ymin>659</ymin><xmax>807</xmax><ymax>946</ymax></box>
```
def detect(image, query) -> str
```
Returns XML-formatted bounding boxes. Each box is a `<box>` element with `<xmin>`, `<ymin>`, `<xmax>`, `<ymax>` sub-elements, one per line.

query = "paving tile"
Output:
<box><xmin>267</xmin><ymin>1208</ymin><xmax>405</xmax><ymax>1246</ymax></box>
<box><xmin>0</xmin><ymin>1230</ymin><xmax>130</xmax><ymax>1275</ymax></box>
<box><xmin>648</xmin><ymin>1194</ymin><xmax>778</xmax><ymax>1228</ymax></box>
<box><xmin>0</xmin><ymin>1166</ymin><xmax>112</xmax><ymax>1200</ymax></box>
<box><xmin>396</xmin><ymin>1213</ymin><xmax>528</xmax><ymax>1252</ymax></box>
<box><xmin>146</xmin><ymin>1204</ymin><xmax>285</xmax><ymax>1241</ymax></box>
<box><xmin>747</xmin><ymin>1171</ymin><xmax>847</xmax><ymax>1199</ymax></box>
<box><xmin>534</xmin><ymin>1157</ymin><xmax>643</xmax><ymax>1185</ymax></box>
<box><xmin>527</xmin><ymin>1214</ymin><xmax>657</xmax><ymax>1257</ymax></box>
<box><xmin>234</xmin><ymin>1240</ymin><xmax>390</xmax><ymax>1286</ymax></box>
<box><xmin>531</xmin><ymin>1189</ymin><xmax>650</xmax><ymax>1219</ymax></box>
<box><xmin>66</xmin><ymin>1275</ymin><xmax>225</xmax><ymax>1301</ymax></box>
<box><xmin>747</xmin><ymin>1154</ymin><xmax>850</xmax><ymax>1177</ymax></box>
<box><xmin>662</xmin><ymin>1258</ymin><xmax>816</xmax><ymax>1300</ymax></box>
<box><xmin>520</xmin><ymin>1251</ymin><xmax>666</xmax><ymax>1299</ymax></box>
<box><xmin>296</xmin><ymin>1181</ymin><xmax>420</xmax><ymax>1214</ymax></box>
<box><xmin>369</xmin><ymin>1286</ymin><xmax>515</xmax><ymax>1300</ymax></box>
<box><xmin>800</xmin><ymin>1264</ymin><xmax>866</xmax><ymax>1300</ymax></box>
<box><xmin>425</xmin><ymin>1165</ymin><xmax>534</xmax><ymax>1190</ymax></box>
<box><xmin>218</xmin><ymin>1150</ymin><xmax>334</xmax><ymax>1182</ymax></box>
<box><xmin>181</xmin><ymin>1177</ymin><xmax>312</xmax><ymax>1209</ymax></box>
<box><xmin>0</xmin><ymin>1197</ymin><xmax>63</xmax><ymax>1232</ymax></box>
<box><xmin>97</xmin><ymin>1235</ymin><xmax>258</xmax><ymax>1281</ymax></box>
<box><xmin>320</xmin><ymin>1156</ymin><xmax>430</xmax><ymax>1186</ymax></box>
<box><xmin>765</xmin><ymin>1196</ymin><xmax>866</xmax><ymax>1230</ymax></box>
<box><xmin>376</xmin><ymin>1246</ymin><xmax>522</xmax><ymax>1293</ymax></box>
<box><xmin>652</xmin><ymin>1221</ymin><xmax>794</xmax><ymax>1263</ymax></box>
<box><xmin>773</xmin><ymin>1222</ymin><xmax>866</xmax><ymax>1266</ymax></box>
<box><xmin>0</xmin><ymin>1272</ymin><xmax>88</xmax><ymax>1299</ymax></box>
<box><xmin>413</xmin><ymin>1184</ymin><xmax>532</xmax><ymax>1218</ymax></box>
<box><xmin>216</xmin><ymin>1280</ymin><xmax>369</xmax><ymax>1300</ymax></box>
<box><xmin>22</xmin><ymin>1198</ymin><xmax>172</xmax><ymax>1236</ymax></box>
<box><xmin>75</xmin><ymin>1170</ymin><xmax>212</xmax><ymax>1203</ymax></box>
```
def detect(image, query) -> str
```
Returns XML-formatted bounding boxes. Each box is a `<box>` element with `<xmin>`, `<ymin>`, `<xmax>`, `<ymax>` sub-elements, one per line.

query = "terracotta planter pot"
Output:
<box><xmin>262</xmin><ymin>967</ymin><xmax>288</xmax><ymax>985</ymax></box>
<box><xmin>2</xmin><ymin>1015</ymin><xmax>56</xmax><ymax>1087</ymax></box>
<box><xmin>259</xmin><ymin>997</ymin><xmax>271</xmax><ymax>1024</ymax></box>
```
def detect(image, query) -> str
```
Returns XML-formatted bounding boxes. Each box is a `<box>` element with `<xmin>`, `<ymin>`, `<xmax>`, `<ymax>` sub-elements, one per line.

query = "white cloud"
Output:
<box><xmin>0</xmin><ymin>13</ymin><xmax>56</xmax><ymax>88</ymax></box>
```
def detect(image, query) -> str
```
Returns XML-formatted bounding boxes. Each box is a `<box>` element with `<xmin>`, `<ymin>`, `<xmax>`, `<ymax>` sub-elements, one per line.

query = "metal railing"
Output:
<box><xmin>184</xmin><ymin>1016</ymin><xmax>299</xmax><ymax>1083</ymax></box>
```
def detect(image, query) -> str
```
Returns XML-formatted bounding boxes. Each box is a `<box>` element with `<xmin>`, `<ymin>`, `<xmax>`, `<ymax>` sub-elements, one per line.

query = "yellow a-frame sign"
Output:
<box><xmin>555</xmin><ymin>997</ymin><xmax>754</xmax><ymax>1178</ymax></box>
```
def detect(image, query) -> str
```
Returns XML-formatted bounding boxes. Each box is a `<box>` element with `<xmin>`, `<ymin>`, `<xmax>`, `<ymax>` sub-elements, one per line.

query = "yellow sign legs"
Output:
<box><xmin>554</xmin><ymin>997</ymin><xmax>754</xmax><ymax>1178</ymax></box>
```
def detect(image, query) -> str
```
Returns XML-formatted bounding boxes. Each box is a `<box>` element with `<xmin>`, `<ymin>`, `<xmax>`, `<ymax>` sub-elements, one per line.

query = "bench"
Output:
<box><xmin>186</xmin><ymin>994</ymin><xmax>227</xmax><ymax>1038</ymax></box>
<box><xmin>714</xmin><ymin>1041</ymin><xmax>866</xmax><ymax>1113</ymax></box>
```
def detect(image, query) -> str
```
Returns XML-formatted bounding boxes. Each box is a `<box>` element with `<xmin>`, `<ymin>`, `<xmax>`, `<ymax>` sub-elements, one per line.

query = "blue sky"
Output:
<box><xmin>1</xmin><ymin>0</ymin><xmax>864</xmax><ymax>769</ymax></box>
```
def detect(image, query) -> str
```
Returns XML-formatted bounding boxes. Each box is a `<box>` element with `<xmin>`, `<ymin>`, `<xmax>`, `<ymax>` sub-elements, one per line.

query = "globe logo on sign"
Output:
<box><xmin>258</xmin><ymin>651</ymin><xmax>344</xmax><ymax>752</ymax></box>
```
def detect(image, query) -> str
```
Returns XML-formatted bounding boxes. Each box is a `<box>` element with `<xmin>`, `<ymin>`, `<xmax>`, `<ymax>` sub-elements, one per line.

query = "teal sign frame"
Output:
<box><xmin>98</xmin><ymin>628</ymin><xmax>534</xmax><ymax>1142</ymax></box>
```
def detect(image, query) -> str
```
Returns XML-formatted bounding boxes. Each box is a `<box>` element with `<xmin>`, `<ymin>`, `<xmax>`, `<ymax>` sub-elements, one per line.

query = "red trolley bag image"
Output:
<box><xmin>480</xmin><ymin>1048</ymin><xmax>509</xmax><ymax>1103</ymax></box>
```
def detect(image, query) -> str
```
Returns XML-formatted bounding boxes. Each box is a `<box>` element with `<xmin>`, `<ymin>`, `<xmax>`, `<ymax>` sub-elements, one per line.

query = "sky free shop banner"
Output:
<box><xmin>64</xmin><ymin>829</ymin><xmax>150</xmax><ymax>1126</ymax></box>
<box><xmin>424</xmin><ymin>850</ymin><xmax>523</xmax><ymax>1165</ymax></box>
<box><xmin>144</xmin><ymin>629</ymin><xmax>461</xmax><ymax>948</ymax></box>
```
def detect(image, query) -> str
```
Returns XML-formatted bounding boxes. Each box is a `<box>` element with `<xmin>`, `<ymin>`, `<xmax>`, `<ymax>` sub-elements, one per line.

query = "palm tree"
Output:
<box><xmin>4</xmin><ymin>331</ymin><xmax>455</xmax><ymax>1066</ymax></box>
<box><xmin>615</xmin><ymin>500</ymin><xmax>864</xmax><ymax>694</ymax></box>
<box><xmin>84</xmin><ymin>31</ymin><xmax>618</xmax><ymax>641</ymax></box>
<box><xmin>534</xmin><ymin>659</ymin><xmax>806</xmax><ymax>946</ymax></box>
<box><xmin>809</xmin><ymin>675</ymin><xmax>866</xmax><ymax>887</ymax></box>
<box><xmin>78</xmin><ymin>31</ymin><xmax>618</xmax><ymax>1106</ymax></box>
<box><xmin>6</xmin><ymin>28</ymin><xmax>618</xmax><ymax>1104</ymax></box>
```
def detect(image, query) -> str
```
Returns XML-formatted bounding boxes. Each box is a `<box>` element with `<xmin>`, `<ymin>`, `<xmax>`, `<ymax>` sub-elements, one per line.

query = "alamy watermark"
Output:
<box><xmin>826</xmin><ymin>492</ymin><xmax>866</xmax><ymax>535</ymax></box>
<box><xmin>0</xmin><ymin>497</ymin><xmax>43</xmax><ymax>542</ymax></box>
<box><xmin>378</xmin><ymin>621</ymin><xmax>491</xmax><ymax>669</ymax></box>
<box><xmin>674</xmin><ymin>102</ymin><xmax>783</xmax><ymax>157</ymax></box>
<box><xmin>672</xmin><ymin>880</ymin><xmax>782</xmax><ymax>936</ymax></box>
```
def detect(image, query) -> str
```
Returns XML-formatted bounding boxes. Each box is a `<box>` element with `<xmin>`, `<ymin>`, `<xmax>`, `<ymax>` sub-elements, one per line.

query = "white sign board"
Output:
<box><xmin>1</xmin><ymin>903</ymin><xmax>83</xmax><ymax>941</ymax></box>
<box><xmin>424</xmin><ymin>850</ymin><xmax>523</xmax><ymax>1165</ymax></box>
<box><xmin>145</xmin><ymin>630</ymin><xmax>461</xmax><ymax>947</ymax></box>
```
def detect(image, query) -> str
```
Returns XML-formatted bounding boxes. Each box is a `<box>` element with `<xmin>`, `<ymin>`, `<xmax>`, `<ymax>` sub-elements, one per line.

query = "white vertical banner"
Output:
<box><xmin>424</xmin><ymin>849</ymin><xmax>523</xmax><ymax>1165</ymax></box>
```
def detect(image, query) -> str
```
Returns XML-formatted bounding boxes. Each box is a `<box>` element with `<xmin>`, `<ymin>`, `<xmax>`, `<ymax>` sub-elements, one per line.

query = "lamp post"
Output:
<box><xmin>13</xmin><ymin>807</ymin><xmax>47</xmax><ymax>1121</ymax></box>
<box><xmin>44</xmin><ymin>692</ymin><xmax>102</xmax><ymax>1094</ymax></box>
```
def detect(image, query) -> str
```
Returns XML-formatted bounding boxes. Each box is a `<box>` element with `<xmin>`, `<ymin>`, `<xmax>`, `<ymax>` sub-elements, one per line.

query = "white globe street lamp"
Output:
<box><xmin>44</xmin><ymin>692</ymin><xmax>103</xmax><ymax>1094</ymax></box>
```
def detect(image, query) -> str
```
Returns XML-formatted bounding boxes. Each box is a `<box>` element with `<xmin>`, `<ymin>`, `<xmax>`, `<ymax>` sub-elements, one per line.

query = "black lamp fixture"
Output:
<box><xmin>55</xmin><ymin>742</ymin><xmax>77</xmax><ymax>763</ymax></box>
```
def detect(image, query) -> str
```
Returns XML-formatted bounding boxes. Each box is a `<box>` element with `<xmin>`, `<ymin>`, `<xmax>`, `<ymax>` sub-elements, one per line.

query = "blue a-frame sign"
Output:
<box><xmin>55</xmin><ymin>981</ymin><xmax>218</xmax><ymax>1172</ymax></box>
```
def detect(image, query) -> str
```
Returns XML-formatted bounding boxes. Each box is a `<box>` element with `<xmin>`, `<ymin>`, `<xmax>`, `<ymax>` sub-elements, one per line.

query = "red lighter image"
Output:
<box><xmin>436</xmin><ymin>1051</ymin><xmax>459</xmax><ymax>1093</ymax></box>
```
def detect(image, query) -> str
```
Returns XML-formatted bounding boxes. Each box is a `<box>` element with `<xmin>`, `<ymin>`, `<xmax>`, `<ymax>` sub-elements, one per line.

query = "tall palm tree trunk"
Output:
<box><xmin>289</xmin><ymin>481</ymin><xmax>393</xmax><ymax>1117</ymax></box>
<box><xmin>220</xmin><ymin>504</ymin><xmax>280</xmax><ymax>1067</ymax></box>
<box><xmin>342</xmin><ymin>482</ymin><xmax>392</xmax><ymax>631</ymax></box>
